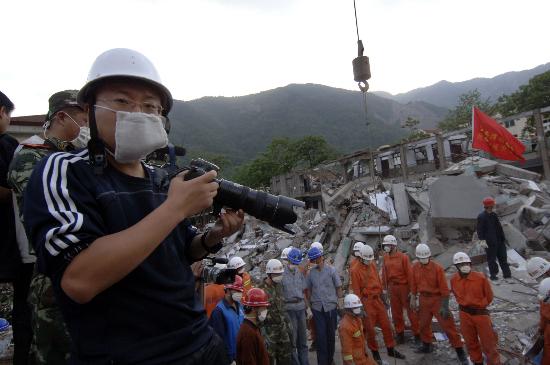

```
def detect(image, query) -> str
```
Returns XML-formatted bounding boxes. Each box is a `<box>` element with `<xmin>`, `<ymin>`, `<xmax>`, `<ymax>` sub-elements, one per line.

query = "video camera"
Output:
<box><xmin>167</xmin><ymin>158</ymin><xmax>306</xmax><ymax>234</ymax></box>
<box><xmin>202</xmin><ymin>256</ymin><xmax>236</xmax><ymax>285</ymax></box>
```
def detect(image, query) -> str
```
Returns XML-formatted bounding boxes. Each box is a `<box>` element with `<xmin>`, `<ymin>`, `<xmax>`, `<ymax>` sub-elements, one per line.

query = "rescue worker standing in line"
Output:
<box><xmin>282</xmin><ymin>248</ymin><xmax>309</xmax><ymax>365</ymax></box>
<box><xmin>229</xmin><ymin>256</ymin><xmax>253</xmax><ymax>299</ymax></box>
<box><xmin>527</xmin><ymin>257</ymin><xmax>550</xmax><ymax>283</ymax></box>
<box><xmin>451</xmin><ymin>252</ymin><xmax>501</xmax><ymax>365</ymax></box>
<box><xmin>236</xmin><ymin>288</ymin><xmax>271</xmax><ymax>365</ymax></box>
<box><xmin>410</xmin><ymin>244</ymin><xmax>468</xmax><ymax>364</ymax></box>
<box><xmin>338</xmin><ymin>294</ymin><xmax>377</xmax><ymax>365</ymax></box>
<box><xmin>209</xmin><ymin>275</ymin><xmax>245</xmax><ymax>362</ymax></box>
<box><xmin>380</xmin><ymin>235</ymin><xmax>419</xmax><ymax>344</ymax></box>
<box><xmin>8</xmin><ymin>90</ymin><xmax>88</xmax><ymax>364</ymax></box>
<box><xmin>350</xmin><ymin>244</ymin><xmax>405</xmax><ymax>363</ymax></box>
<box><xmin>537</xmin><ymin>278</ymin><xmax>550</xmax><ymax>365</ymax></box>
<box><xmin>262</xmin><ymin>259</ymin><xmax>292</xmax><ymax>365</ymax></box>
<box><xmin>477</xmin><ymin>197</ymin><xmax>511</xmax><ymax>282</ymax></box>
<box><xmin>306</xmin><ymin>246</ymin><xmax>343</xmax><ymax>365</ymax></box>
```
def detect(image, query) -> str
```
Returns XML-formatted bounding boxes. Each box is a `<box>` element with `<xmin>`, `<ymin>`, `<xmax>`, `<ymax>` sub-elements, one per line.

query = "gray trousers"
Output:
<box><xmin>287</xmin><ymin>309</ymin><xmax>309</xmax><ymax>365</ymax></box>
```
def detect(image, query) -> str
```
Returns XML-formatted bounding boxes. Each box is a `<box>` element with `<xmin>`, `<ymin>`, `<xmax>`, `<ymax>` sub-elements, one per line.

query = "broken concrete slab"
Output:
<box><xmin>366</xmin><ymin>192</ymin><xmax>397</xmax><ymax>224</ymax></box>
<box><xmin>392</xmin><ymin>183</ymin><xmax>411</xmax><ymax>226</ymax></box>
<box><xmin>429</xmin><ymin>176</ymin><xmax>491</xmax><ymax>227</ymax></box>
<box><xmin>350</xmin><ymin>226</ymin><xmax>392</xmax><ymax>235</ymax></box>
<box><xmin>496</xmin><ymin>163</ymin><xmax>541</xmax><ymax>181</ymax></box>
<box><xmin>502</xmin><ymin>222</ymin><xmax>528</xmax><ymax>254</ymax></box>
<box><xmin>275</xmin><ymin>239</ymin><xmax>293</xmax><ymax>251</ymax></box>
<box><xmin>405</xmin><ymin>187</ymin><xmax>430</xmax><ymax>211</ymax></box>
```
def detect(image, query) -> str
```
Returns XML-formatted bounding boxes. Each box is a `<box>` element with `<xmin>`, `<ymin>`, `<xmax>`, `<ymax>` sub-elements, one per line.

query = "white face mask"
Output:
<box><xmin>383</xmin><ymin>246</ymin><xmax>392</xmax><ymax>253</ymax></box>
<box><xmin>63</xmin><ymin>113</ymin><xmax>91</xmax><ymax>149</ymax></box>
<box><xmin>459</xmin><ymin>265</ymin><xmax>471</xmax><ymax>274</ymax></box>
<box><xmin>271</xmin><ymin>275</ymin><xmax>283</xmax><ymax>284</ymax></box>
<box><xmin>352</xmin><ymin>307</ymin><xmax>362</xmax><ymax>315</ymax></box>
<box><xmin>419</xmin><ymin>258</ymin><xmax>430</xmax><ymax>265</ymax></box>
<box><xmin>353</xmin><ymin>251</ymin><xmax>361</xmax><ymax>257</ymax></box>
<box><xmin>363</xmin><ymin>258</ymin><xmax>372</xmax><ymax>265</ymax></box>
<box><xmin>96</xmin><ymin>106</ymin><xmax>168</xmax><ymax>163</ymax></box>
<box><xmin>258</xmin><ymin>309</ymin><xmax>268</xmax><ymax>322</ymax></box>
<box><xmin>231</xmin><ymin>292</ymin><xmax>243</xmax><ymax>303</ymax></box>
<box><xmin>237</xmin><ymin>268</ymin><xmax>245</xmax><ymax>275</ymax></box>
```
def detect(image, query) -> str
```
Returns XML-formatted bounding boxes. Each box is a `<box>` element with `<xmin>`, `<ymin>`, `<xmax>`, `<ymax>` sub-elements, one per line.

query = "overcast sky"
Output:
<box><xmin>3</xmin><ymin>0</ymin><xmax>549</xmax><ymax>116</ymax></box>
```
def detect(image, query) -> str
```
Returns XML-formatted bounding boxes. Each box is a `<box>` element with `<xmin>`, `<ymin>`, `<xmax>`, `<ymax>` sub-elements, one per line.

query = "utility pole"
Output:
<box><xmin>436</xmin><ymin>132</ymin><xmax>447</xmax><ymax>170</ymax></box>
<box><xmin>399</xmin><ymin>143</ymin><xmax>408</xmax><ymax>182</ymax></box>
<box><xmin>534</xmin><ymin>108</ymin><xmax>550</xmax><ymax>180</ymax></box>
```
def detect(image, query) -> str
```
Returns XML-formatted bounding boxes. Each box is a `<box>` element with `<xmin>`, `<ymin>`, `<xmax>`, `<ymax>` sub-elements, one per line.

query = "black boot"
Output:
<box><xmin>371</xmin><ymin>350</ymin><xmax>382</xmax><ymax>365</ymax></box>
<box><xmin>455</xmin><ymin>347</ymin><xmax>469</xmax><ymax>365</ymax></box>
<box><xmin>474</xmin><ymin>363</ymin><xmax>483</xmax><ymax>365</ymax></box>
<box><xmin>414</xmin><ymin>341</ymin><xmax>433</xmax><ymax>353</ymax></box>
<box><xmin>387</xmin><ymin>347</ymin><xmax>406</xmax><ymax>359</ymax></box>
<box><xmin>413</xmin><ymin>334</ymin><xmax>421</xmax><ymax>346</ymax></box>
<box><xmin>396</xmin><ymin>332</ymin><xmax>405</xmax><ymax>344</ymax></box>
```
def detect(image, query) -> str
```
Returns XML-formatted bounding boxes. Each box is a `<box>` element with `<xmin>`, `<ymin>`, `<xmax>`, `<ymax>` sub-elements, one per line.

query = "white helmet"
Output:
<box><xmin>415</xmin><ymin>244</ymin><xmax>431</xmax><ymax>259</ymax></box>
<box><xmin>344</xmin><ymin>294</ymin><xmax>363</xmax><ymax>309</ymax></box>
<box><xmin>281</xmin><ymin>247</ymin><xmax>292</xmax><ymax>260</ymax></box>
<box><xmin>527</xmin><ymin>257</ymin><xmax>550</xmax><ymax>280</ymax></box>
<box><xmin>383</xmin><ymin>235</ymin><xmax>397</xmax><ymax>246</ymax></box>
<box><xmin>360</xmin><ymin>245</ymin><xmax>374</xmax><ymax>261</ymax></box>
<box><xmin>539</xmin><ymin>278</ymin><xmax>550</xmax><ymax>301</ymax></box>
<box><xmin>228</xmin><ymin>256</ymin><xmax>246</xmax><ymax>270</ymax></box>
<box><xmin>453</xmin><ymin>252</ymin><xmax>471</xmax><ymax>265</ymax></box>
<box><xmin>77</xmin><ymin>48</ymin><xmax>173</xmax><ymax>112</ymax></box>
<box><xmin>352</xmin><ymin>242</ymin><xmax>365</xmax><ymax>256</ymax></box>
<box><xmin>310</xmin><ymin>242</ymin><xmax>324</xmax><ymax>252</ymax></box>
<box><xmin>266</xmin><ymin>259</ymin><xmax>284</xmax><ymax>274</ymax></box>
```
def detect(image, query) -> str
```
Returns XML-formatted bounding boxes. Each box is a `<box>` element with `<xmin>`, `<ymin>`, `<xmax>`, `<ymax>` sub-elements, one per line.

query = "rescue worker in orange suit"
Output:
<box><xmin>410</xmin><ymin>244</ymin><xmax>469</xmax><ymax>364</ymax></box>
<box><xmin>380</xmin><ymin>235</ymin><xmax>419</xmax><ymax>344</ymax></box>
<box><xmin>229</xmin><ymin>256</ymin><xmax>252</xmax><ymax>299</ymax></box>
<box><xmin>450</xmin><ymin>252</ymin><xmax>501</xmax><ymax>365</ymax></box>
<box><xmin>236</xmin><ymin>288</ymin><xmax>270</xmax><ymax>365</ymax></box>
<box><xmin>350</xmin><ymin>244</ymin><xmax>405</xmax><ymax>363</ymax></box>
<box><xmin>339</xmin><ymin>294</ymin><xmax>377</xmax><ymax>365</ymax></box>
<box><xmin>538</xmin><ymin>278</ymin><xmax>550</xmax><ymax>365</ymax></box>
<box><xmin>348</xmin><ymin>242</ymin><xmax>364</xmax><ymax>294</ymax></box>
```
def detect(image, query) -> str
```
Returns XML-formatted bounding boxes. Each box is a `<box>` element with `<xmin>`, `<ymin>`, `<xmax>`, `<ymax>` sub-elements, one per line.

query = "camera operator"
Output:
<box><xmin>23</xmin><ymin>48</ymin><xmax>244</xmax><ymax>364</ymax></box>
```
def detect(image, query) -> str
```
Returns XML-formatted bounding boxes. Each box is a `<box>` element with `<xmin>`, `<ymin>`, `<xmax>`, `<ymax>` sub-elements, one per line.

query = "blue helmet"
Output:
<box><xmin>288</xmin><ymin>248</ymin><xmax>302</xmax><ymax>265</ymax></box>
<box><xmin>308</xmin><ymin>247</ymin><xmax>323</xmax><ymax>261</ymax></box>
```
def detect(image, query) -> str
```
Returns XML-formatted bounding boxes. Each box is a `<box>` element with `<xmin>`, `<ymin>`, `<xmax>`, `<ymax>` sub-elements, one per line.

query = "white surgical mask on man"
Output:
<box><xmin>231</xmin><ymin>292</ymin><xmax>243</xmax><ymax>303</ymax></box>
<box><xmin>95</xmin><ymin>105</ymin><xmax>168</xmax><ymax>163</ymax></box>
<box><xmin>258</xmin><ymin>309</ymin><xmax>268</xmax><ymax>322</ymax></box>
<box><xmin>63</xmin><ymin>113</ymin><xmax>91</xmax><ymax>149</ymax></box>
<box><xmin>271</xmin><ymin>275</ymin><xmax>283</xmax><ymax>284</ymax></box>
<box><xmin>383</xmin><ymin>246</ymin><xmax>392</xmax><ymax>253</ymax></box>
<box><xmin>459</xmin><ymin>265</ymin><xmax>471</xmax><ymax>274</ymax></box>
<box><xmin>352</xmin><ymin>307</ymin><xmax>362</xmax><ymax>315</ymax></box>
<box><xmin>419</xmin><ymin>258</ymin><xmax>430</xmax><ymax>265</ymax></box>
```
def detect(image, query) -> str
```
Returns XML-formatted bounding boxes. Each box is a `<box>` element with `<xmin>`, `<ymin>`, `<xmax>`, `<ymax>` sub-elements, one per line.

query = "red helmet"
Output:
<box><xmin>483</xmin><ymin>197</ymin><xmax>496</xmax><ymax>207</ymax></box>
<box><xmin>224</xmin><ymin>275</ymin><xmax>243</xmax><ymax>292</ymax></box>
<box><xmin>241</xmin><ymin>288</ymin><xmax>270</xmax><ymax>307</ymax></box>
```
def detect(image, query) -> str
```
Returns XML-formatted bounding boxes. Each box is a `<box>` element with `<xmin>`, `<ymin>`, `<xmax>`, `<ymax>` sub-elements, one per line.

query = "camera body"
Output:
<box><xmin>202</xmin><ymin>256</ymin><xmax>236</xmax><ymax>285</ymax></box>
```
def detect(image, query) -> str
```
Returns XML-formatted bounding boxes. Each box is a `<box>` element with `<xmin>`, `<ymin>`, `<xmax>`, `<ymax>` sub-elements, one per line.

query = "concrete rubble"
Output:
<box><xmin>214</xmin><ymin>154</ymin><xmax>550</xmax><ymax>364</ymax></box>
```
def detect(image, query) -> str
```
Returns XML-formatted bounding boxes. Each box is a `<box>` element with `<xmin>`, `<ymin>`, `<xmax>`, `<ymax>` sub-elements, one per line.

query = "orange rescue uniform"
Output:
<box><xmin>350</xmin><ymin>260</ymin><xmax>395</xmax><ymax>350</ymax></box>
<box><xmin>204</xmin><ymin>283</ymin><xmax>225</xmax><ymax>318</ymax></box>
<box><xmin>339</xmin><ymin>313</ymin><xmax>377</xmax><ymax>365</ymax></box>
<box><xmin>451</xmin><ymin>271</ymin><xmax>501</xmax><ymax>365</ymax></box>
<box><xmin>382</xmin><ymin>251</ymin><xmax>419</xmax><ymax>336</ymax></box>
<box><xmin>540</xmin><ymin>301</ymin><xmax>550</xmax><ymax>365</ymax></box>
<box><xmin>410</xmin><ymin>260</ymin><xmax>462</xmax><ymax>347</ymax></box>
<box><xmin>242</xmin><ymin>271</ymin><xmax>253</xmax><ymax>298</ymax></box>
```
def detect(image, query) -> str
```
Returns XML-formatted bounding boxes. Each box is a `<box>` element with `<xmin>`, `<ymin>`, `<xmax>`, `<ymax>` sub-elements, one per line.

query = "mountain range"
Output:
<box><xmin>168</xmin><ymin>62</ymin><xmax>550</xmax><ymax>166</ymax></box>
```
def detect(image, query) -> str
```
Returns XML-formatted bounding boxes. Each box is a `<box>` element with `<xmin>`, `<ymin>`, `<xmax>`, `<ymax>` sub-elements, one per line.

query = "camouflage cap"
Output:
<box><xmin>46</xmin><ymin>90</ymin><xmax>81</xmax><ymax>120</ymax></box>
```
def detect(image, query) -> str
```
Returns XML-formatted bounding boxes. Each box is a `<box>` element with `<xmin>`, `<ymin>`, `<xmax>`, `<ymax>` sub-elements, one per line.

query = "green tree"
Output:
<box><xmin>438</xmin><ymin>89</ymin><xmax>494</xmax><ymax>132</ymax></box>
<box><xmin>400</xmin><ymin>117</ymin><xmax>429</xmax><ymax>142</ymax></box>
<box><xmin>496</xmin><ymin>70</ymin><xmax>550</xmax><ymax>116</ymax></box>
<box><xmin>293</xmin><ymin>136</ymin><xmax>338</xmax><ymax>169</ymax></box>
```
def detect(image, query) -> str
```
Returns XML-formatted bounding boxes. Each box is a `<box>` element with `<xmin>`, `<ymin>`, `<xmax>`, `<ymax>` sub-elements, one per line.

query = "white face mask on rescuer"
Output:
<box><xmin>383</xmin><ymin>246</ymin><xmax>391</xmax><ymax>253</ymax></box>
<box><xmin>231</xmin><ymin>292</ymin><xmax>242</xmax><ymax>303</ymax></box>
<box><xmin>419</xmin><ymin>258</ymin><xmax>430</xmax><ymax>265</ymax></box>
<box><xmin>62</xmin><ymin>112</ymin><xmax>91</xmax><ymax>149</ymax></box>
<box><xmin>95</xmin><ymin>105</ymin><xmax>168</xmax><ymax>163</ymax></box>
<box><xmin>459</xmin><ymin>265</ymin><xmax>471</xmax><ymax>274</ymax></box>
<box><xmin>272</xmin><ymin>275</ymin><xmax>283</xmax><ymax>284</ymax></box>
<box><xmin>258</xmin><ymin>309</ymin><xmax>268</xmax><ymax>322</ymax></box>
<box><xmin>352</xmin><ymin>308</ymin><xmax>362</xmax><ymax>315</ymax></box>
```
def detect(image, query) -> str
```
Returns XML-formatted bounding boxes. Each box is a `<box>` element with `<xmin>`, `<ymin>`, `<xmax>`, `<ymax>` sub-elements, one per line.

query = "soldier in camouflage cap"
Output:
<box><xmin>261</xmin><ymin>259</ymin><xmax>293</xmax><ymax>365</ymax></box>
<box><xmin>7</xmin><ymin>89</ymin><xmax>88</xmax><ymax>364</ymax></box>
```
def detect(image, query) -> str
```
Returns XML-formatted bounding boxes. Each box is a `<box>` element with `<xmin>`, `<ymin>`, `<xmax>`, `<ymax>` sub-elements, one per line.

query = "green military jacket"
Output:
<box><xmin>261</xmin><ymin>279</ymin><xmax>292</xmax><ymax>355</ymax></box>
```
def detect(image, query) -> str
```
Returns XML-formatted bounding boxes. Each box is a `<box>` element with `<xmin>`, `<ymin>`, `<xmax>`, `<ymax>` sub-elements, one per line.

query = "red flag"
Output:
<box><xmin>471</xmin><ymin>107</ymin><xmax>526</xmax><ymax>161</ymax></box>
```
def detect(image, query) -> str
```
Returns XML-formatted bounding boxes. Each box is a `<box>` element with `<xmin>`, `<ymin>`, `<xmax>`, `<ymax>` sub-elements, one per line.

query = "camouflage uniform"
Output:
<box><xmin>261</xmin><ymin>279</ymin><xmax>292</xmax><ymax>365</ymax></box>
<box><xmin>7</xmin><ymin>90</ymin><xmax>81</xmax><ymax>365</ymax></box>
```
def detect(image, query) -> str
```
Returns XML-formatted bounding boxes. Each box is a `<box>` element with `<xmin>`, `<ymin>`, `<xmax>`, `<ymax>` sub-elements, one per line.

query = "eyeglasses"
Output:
<box><xmin>96</xmin><ymin>97</ymin><xmax>163</xmax><ymax>115</ymax></box>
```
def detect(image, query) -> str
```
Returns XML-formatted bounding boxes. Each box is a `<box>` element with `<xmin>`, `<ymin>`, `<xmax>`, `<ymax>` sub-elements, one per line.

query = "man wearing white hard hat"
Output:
<box><xmin>23</xmin><ymin>48</ymin><xmax>244</xmax><ymax>364</ymax></box>
<box><xmin>338</xmin><ymin>294</ymin><xmax>377</xmax><ymax>365</ymax></box>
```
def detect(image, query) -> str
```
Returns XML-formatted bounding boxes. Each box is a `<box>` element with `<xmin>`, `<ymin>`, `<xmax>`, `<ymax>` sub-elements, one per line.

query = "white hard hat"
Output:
<box><xmin>539</xmin><ymin>278</ymin><xmax>550</xmax><ymax>301</ymax></box>
<box><xmin>453</xmin><ymin>252</ymin><xmax>471</xmax><ymax>265</ymax></box>
<box><xmin>266</xmin><ymin>259</ymin><xmax>284</xmax><ymax>274</ymax></box>
<box><xmin>360</xmin><ymin>245</ymin><xmax>374</xmax><ymax>261</ymax></box>
<box><xmin>527</xmin><ymin>257</ymin><xmax>550</xmax><ymax>280</ymax></box>
<box><xmin>281</xmin><ymin>247</ymin><xmax>292</xmax><ymax>260</ymax></box>
<box><xmin>310</xmin><ymin>242</ymin><xmax>323</xmax><ymax>252</ymax></box>
<box><xmin>77</xmin><ymin>48</ymin><xmax>173</xmax><ymax>112</ymax></box>
<box><xmin>228</xmin><ymin>256</ymin><xmax>246</xmax><ymax>270</ymax></box>
<box><xmin>353</xmin><ymin>242</ymin><xmax>365</xmax><ymax>253</ymax></box>
<box><xmin>344</xmin><ymin>294</ymin><xmax>363</xmax><ymax>309</ymax></box>
<box><xmin>383</xmin><ymin>235</ymin><xmax>397</xmax><ymax>246</ymax></box>
<box><xmin>415</xmin><ymin>244</ymin><xmax>431</xmax><ymax>259</ymax></box>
